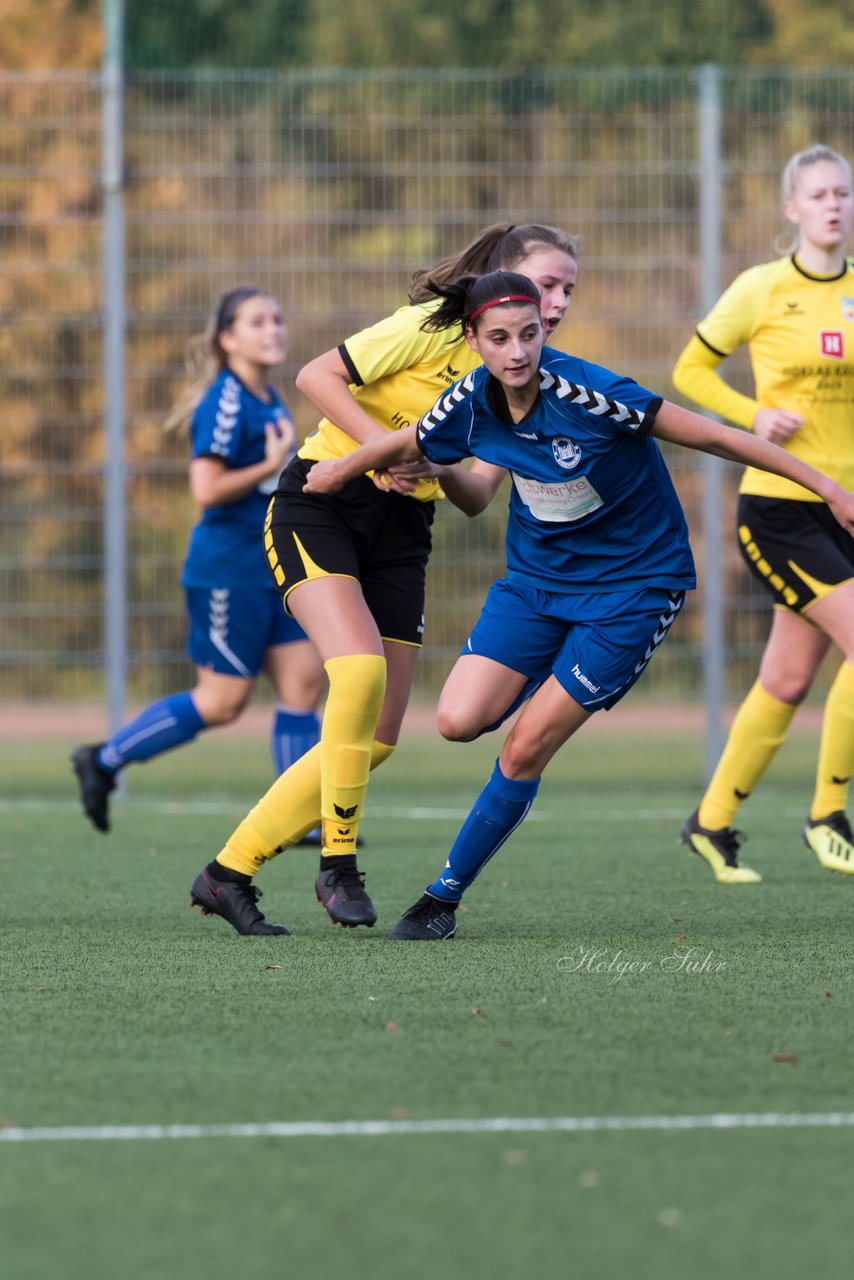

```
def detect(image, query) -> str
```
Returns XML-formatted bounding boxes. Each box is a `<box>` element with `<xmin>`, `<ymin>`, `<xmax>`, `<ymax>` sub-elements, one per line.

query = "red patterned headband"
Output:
<box><xmin>468</xmin><ymin>294</ymin><xmax>540</xmax><ymax>323</ymax></box>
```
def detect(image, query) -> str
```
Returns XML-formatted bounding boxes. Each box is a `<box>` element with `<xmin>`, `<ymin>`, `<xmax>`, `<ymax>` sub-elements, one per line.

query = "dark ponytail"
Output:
<box><xmin>421</xmin><ymin>271</ymin><xmax>541</xmax><ymax>333</ymax></box>
<box><xmin>409</xmin><ymin>221</ymin><xmax>580</xmax><ymax>303</ymax></box>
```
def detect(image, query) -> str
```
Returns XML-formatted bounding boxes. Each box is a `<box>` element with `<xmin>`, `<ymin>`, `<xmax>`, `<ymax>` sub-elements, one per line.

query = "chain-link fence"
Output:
<box><xmin>1</xmin><ymin>67</ymin><xmax>853</xmax><ymax>710</ymax></box>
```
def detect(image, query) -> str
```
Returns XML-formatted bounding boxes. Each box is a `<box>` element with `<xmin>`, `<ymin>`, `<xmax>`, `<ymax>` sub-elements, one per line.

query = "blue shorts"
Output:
<box><xmin>463</xmin><ymin>578</ymin><xmax>686</xmax><ymax>712</ymax></box>
<box><xmin>186</xmin><ymin>586</ymin><xmax>308</xmax><ymax>678</ymax></box>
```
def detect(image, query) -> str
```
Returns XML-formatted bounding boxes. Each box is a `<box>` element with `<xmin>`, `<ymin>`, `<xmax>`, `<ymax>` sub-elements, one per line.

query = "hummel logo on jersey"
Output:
<box><xmin>513</xmin><ymin>430</ymin><xmax>538</xmax><ymax>440</ymax></box>
<box><xmin>334</xmin><ymin>803</ymin><xmax>358</xmax><ymax>820</ymax></box>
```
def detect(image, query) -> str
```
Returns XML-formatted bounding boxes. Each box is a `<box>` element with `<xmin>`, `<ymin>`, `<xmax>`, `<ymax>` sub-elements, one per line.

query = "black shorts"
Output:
<box><xmin>737</xmin><ymin>494</ymin><xmax>854</xmax><ymax>614</ymax></box>
<box><xmin>264</xmin><ymin>456</ymin><xmax>435</xmax><ymax>646</ymax></box>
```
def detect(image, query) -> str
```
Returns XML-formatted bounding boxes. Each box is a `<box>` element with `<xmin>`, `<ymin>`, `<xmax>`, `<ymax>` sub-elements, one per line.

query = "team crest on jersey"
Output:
<box><xmin>552</xmin><ymin>437</ymin><xmax>582</xmax><ymax>469</ymax></box>
<box><xmin>842</xmin><ymin>298</ymin><xmax>854</xmax><ymax>322</ymax></box>
<box><xmin>820</xmin><ymin>331</ymin><xmax>844</xmax><ymax>359</ymax></box>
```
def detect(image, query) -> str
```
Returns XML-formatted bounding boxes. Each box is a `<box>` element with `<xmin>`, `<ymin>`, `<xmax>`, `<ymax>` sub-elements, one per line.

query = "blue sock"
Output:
<box><xmin>97</xmin><ymin>692</ymin><xmax>206</xmax><ymax>773</ymax></box>
<box><xmin>427</xmin><ymin>760</ymin><xmax>540</xmax><ymax>901</ymax></box>
<box><xmin>271</xmin><ymin>706</ymin><xmax>321</xmax><ymax>776</ymax></box>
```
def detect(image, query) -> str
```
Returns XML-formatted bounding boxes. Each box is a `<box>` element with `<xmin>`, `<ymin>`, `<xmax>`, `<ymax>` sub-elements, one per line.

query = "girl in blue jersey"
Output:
<box><xmin>189</xmin><ymin>225</ymin><xmax>580</xmax><ymax>938</ymax></box>
<box><xmin>304</xmin><ymin>270</ymin><xmax>854</xmax><ymax>939</ymax></box>
<box><xmin>72</xmin><ymin>287</ymin><xmax>323</xmax><ymax>834</ymax></box>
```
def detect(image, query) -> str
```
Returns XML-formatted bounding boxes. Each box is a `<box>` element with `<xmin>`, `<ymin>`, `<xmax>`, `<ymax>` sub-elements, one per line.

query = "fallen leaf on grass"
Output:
<box><xmin>502</xmin><ymin>1150</ymin><xmax>526</xmax><ymax>1165</ymax></box>
<box><xmin>387</xmin><ymin>1107</ymin><xmax>411</xmax><ymax>1120</ymax></box>
<box><xmin>771</xmin><ymin>1053</ymin><xmax>798</xmax><ymax>1063</ymax></box>
<box><xmin>825</xmin><ymin>990</ymin><xmax>832</xmax><ymax>999</ymax></box>
<box><xmin>674</xmin><ymin>933</ymin><xmax>687</xmax><ymax>942</ymax></box>
<box><xmin>385</xmin><ymin>1020</ymin><xmax>399</xmax><ymax>1033</ymax></box>
<box><xmin>264</xmin><ymin>963</ymin><xmax>283</xmax><ymax>971</ymax></box>
<box><xmin>471</xmin><ymin>1006</ymin><xmax>489</xmax><ymax>1020</ymax></box>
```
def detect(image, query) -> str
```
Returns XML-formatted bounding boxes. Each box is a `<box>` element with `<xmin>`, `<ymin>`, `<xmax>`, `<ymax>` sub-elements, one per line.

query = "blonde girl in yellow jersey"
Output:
<box><xmin>188</xmin><ymin>223</ymin><xmax>580</xmax><ymax>935</ymax></box>
<box><xmin>675</xmin><ymin>144</ymin><xmax>854</xmax><ymax>884</ymax></box>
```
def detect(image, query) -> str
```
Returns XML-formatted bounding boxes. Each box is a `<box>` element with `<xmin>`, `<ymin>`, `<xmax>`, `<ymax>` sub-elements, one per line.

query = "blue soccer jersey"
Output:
<box><xmin>415</xmin><ymin>347</ymin><xmax>696</xmax><ymax>593</ymax></box>
<box><xmin>182</xmin><ymin>370</ymin><xmax>294</xmax><ymax>590</ymax></box>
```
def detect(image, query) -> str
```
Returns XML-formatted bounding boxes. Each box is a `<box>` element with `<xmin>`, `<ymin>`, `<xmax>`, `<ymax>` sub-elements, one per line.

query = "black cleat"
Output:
<box><xmin>71</xmin><ymin>743</ymin><xmax>116</xmax><ymax>833</ymax></box>
<box><xmin>315</xmin><ymin>865</ymin><xmax>377</xmax><ymax>927</ymax></box>
<box><xmin>189</xmin><ymin>869</ymin><xmax>290</xmax><ymax>936</ymax></box>
<box><xmin>387</xmin><ymin>893</ymin><xmax>458</xmax><ymax>941</ymax></box>
<box><xmin>680</xmin><ymin>810</ymin><xmax>761</xmax><ymax>884</ymax></box>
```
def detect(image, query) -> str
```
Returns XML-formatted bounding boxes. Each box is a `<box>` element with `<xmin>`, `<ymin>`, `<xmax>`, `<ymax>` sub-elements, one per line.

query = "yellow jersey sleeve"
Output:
<box><xmin>674</xmin><ymin>256</ymin><xmax>854</xmax><ymax>500</ymax></box>
<box><xmin>673</xmin><ymin>262</ymin><xmax>784</xmax><ymax>429</ymax></box>
<box><xmin>343</xmin><ymin>302</ymin><xmax>463</xmax><ymax>386</ymax></box>
<box><xmin>672</xmin><ymin>334</ymin><xmax>759</xmax><ymax>430</ymax></box>
<box><xmin>299</xmin><ymin>301</ymin><xmax>481</xmax><ymax>501</ymax></box>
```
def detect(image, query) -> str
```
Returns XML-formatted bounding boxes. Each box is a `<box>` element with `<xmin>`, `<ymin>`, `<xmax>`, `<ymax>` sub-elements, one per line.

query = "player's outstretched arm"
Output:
<box><xmin>652</xmin><ymin>400</ymin><xmax>854</xmax><ymax>535</ymax></box>
<box><xmin>439</xmin><ymin>459</ymin><xmax>506</xmax><ymax>516</ymax></box>
<box><xmin>302</xmin><ymin>426</ymin><xmax>421</xmax><ymax>494</ymax></box>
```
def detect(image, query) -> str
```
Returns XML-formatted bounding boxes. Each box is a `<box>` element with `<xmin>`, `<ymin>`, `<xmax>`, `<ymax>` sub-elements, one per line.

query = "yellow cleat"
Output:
<box><xmin>803</xmin><ymin>812</ymin><xmax>854</xmax><ymax>875</ymax></box>
<box><xmin>680</xmin><ymin>810</ymin><xmax>762</xmax><ymax>884</ymax></box>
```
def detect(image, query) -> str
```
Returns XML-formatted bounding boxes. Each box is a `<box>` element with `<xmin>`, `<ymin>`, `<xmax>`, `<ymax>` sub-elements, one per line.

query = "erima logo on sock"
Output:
<box><xmin>334</xmin><ymin>804</ymin><xmax>358</xmax><ymax>820</ymax></box>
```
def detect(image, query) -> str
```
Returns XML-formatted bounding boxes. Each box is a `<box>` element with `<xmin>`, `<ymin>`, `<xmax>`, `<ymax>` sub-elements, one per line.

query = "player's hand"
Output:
<box><xmin>370</xmin><ymin>468</ymin><xmax>407</xmax><ymax>494</ymax></box>
<box><xmin>373</xmin><ymin>458</ymin><xmax>445</xmax><ymax>495</ymax></box>
<box><xmin>752</xmin><ymin>407</ymin><xmax>804</xmax><ymax>444</ymax></box>
<box><xmin>826</xmin><ymin>486</ymin><xmax>854</xmax><ymax>537</ymax></box>
<box><xmin>264</xmin><ymin>420</ymin><xmax>293</xmax><ymax>473</ymax></box>
<box><xmin>303</xmin><ymin>459</ymin><xmax>348</xmax><ymax>494</ymax></box>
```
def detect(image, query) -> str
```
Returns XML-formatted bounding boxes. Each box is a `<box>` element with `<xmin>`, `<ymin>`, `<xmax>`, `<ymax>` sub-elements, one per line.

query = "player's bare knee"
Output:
<box><xmin>760</xmin><ymin>671</ymin><xmax>813</xmax><ymax>705</ymax></box>
<box><xmin>499</xmin><ymin>735</ymin><xmax>543</xmax><ymax>779</ymax></box>
<box><xmin>436</xmin><ymin>702</ymin><xmax>478</xmax><ymax>741</ymax></box>
<box><xmin>195</xmin><ymin>692</ymin><xmax>250</xmax><ymax>726</ymax></box>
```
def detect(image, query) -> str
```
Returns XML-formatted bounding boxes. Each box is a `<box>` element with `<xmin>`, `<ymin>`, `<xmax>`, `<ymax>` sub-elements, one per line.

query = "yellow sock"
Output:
<box><xmin>811</xmin><ymin>662</ymin><xmax>854</xmax><ymax>820</ymax></box>
<box><xmin>699</xmin><ymin>681</ymin><xmax>796</xmax><ymax>830</ymax></box>
<box><xmin>215</xmin><ymin>737</ymin><xmax>396</xmax><ymax>877</ymax></box>
<box><xmin>320</xmin><ymin>654</ymin><xmax>387</xmax><ymax>856</ymax></box>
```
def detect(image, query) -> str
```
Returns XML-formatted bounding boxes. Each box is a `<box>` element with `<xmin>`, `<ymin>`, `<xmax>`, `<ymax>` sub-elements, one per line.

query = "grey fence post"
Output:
<box><xmin>698</xmin><ymin>63</ymin><xmax>726</xmax><ymax>781</ymax></box>
<box><xmin>101</xmin><ymin>0</ymin><xmax>128</xmax><ymax>777</ymax></box>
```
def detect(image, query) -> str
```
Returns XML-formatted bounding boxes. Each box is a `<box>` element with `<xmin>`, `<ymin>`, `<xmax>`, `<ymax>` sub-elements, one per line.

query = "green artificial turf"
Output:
<box><xmin>1</xmin><ymin>724</ymin><xmax>853</xmax><ymax>1279</ymax></box>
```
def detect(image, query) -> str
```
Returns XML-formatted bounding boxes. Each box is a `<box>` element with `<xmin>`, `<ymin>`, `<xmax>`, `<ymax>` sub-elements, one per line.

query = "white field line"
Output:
<box><xmin>0</xmin><ymin>797</ymin><xmax>809</xmax><ymax>823</ymax></box>
<box><xmin>0</xmin><ymin>798</ymin><xmax>552</xmax><ymax>821</ymax></box>
<box><xmin>2</xmin><ymin>1113</ymin><xmax>854</xmax><ymax>1144</ymax></box>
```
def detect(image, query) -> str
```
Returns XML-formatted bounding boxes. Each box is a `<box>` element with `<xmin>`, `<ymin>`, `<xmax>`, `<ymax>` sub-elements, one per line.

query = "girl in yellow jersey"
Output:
<box><xmin>675</xmin><ymin>144</ymin><xmax>854</xmax><ymax>884</ymax></box>
<box><xmin>188</xmin><ymin>223</ymin><xmax>580</xmax><ymax>935</ymax></box>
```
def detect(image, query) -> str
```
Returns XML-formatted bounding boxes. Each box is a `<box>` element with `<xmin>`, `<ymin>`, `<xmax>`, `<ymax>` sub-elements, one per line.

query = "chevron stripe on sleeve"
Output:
<box><xmin>541</xmin><ymin>369</ymin><xmax>654</xmax><ymax>432</ymax></box>
<box><xmin>417</xmin><ymin>371</ymin><xmax>477</xmax><ymax>436</ymax></box>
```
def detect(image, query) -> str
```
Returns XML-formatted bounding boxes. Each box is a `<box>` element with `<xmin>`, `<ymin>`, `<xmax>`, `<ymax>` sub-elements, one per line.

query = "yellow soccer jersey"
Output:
<box><xmin>690</xmin><ymin>255</ymin><xmax>854</xmax><ymax>501</ymax></box>
<box><xmin>298</xmin><ymin>300</ymin><xmax>482</xmax><ymax>502</ymax></box>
